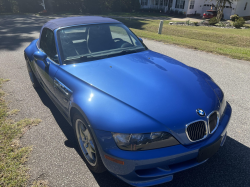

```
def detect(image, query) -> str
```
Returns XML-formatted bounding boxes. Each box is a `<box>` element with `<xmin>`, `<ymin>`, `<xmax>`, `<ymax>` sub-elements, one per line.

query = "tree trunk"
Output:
<box><xmin>216</xmin><ymin>0</ymin><xmax>226</xmax><ymax>21</ymax></box>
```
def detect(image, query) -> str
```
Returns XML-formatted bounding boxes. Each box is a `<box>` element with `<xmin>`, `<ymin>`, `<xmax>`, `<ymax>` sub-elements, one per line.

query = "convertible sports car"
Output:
<box><xmin>24</xmin><ymin>16</ymin><xmax>232</xmax><ymax>186</ymax></box>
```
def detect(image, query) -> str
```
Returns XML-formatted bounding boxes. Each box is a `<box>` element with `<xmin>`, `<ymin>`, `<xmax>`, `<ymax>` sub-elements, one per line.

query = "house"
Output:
<box><xmin>139</xmin><ymin>0</ymin><xmax>250</xmax><ymax>19</ymax></box>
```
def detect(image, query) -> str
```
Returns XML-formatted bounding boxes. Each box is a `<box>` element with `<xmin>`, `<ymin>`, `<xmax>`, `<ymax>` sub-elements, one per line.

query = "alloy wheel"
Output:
<box><xmin>75</xmin><ymin>119</ymin><xmax>97</xmax><ymax>166</ymax></box>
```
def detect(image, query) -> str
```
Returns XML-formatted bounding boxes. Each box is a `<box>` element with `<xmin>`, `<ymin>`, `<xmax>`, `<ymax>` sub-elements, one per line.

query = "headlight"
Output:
<box><xmin>112</xmin><ymin>132</ymin><xmax>179</xmax><ymax>151</ymax></box>
<box><xmin>219</xmin><ymin>95</ymin><xmax>227</xmax><ymax>117</ymax></box>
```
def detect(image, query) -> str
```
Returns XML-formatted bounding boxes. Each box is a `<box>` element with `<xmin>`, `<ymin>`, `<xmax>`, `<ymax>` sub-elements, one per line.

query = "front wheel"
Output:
<box><xmin>73</xmin><ymin>113</ymin><xmax>106</xmax><ymax>173</ymax></box>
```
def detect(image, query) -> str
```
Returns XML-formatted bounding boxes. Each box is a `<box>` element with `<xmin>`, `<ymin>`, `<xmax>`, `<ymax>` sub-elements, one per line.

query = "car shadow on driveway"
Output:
<box><xmin>34</xmin><ymin>87</ymin><xmax>250</xmax><ymax>187</ymax></box>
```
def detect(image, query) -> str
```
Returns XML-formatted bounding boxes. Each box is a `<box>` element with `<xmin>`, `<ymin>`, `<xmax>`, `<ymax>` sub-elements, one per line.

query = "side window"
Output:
<box><xmin>40</xmin><ymin>28</ymin><xmax>58</xmax><ymax>63</ymax></box>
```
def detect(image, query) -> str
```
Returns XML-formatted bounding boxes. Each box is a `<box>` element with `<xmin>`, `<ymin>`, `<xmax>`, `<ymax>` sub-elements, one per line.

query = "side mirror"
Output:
<box><xmin>139</xmin><ymin>38</ymin><xmax>143</xmax><ymax>43</ymax></box>
<box><xmin>34</xmin><ymin>51</ymin><xmax>49</xmax><ymax>67</ymax></box>
<box><xmin>52</xmin><ymin>54</ymin><xmax>59</xmax><ymax>63</ymax></box>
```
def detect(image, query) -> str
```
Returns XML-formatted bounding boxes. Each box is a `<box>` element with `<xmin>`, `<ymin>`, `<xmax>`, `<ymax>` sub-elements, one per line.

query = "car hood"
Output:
<box><xmin>61</xmin><ymin>50</ymin><xmax>220</xmax><ymax>133</ymax></box>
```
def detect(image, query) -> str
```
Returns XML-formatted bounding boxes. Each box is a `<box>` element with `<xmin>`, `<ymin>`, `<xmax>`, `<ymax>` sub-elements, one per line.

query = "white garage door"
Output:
<box><xmin>223</xmin><ymin>7</ymin><xmax>232</xmax><ymax>19</ymax></box>
<box><xmin>202</xmin><ymin>4</ymin><xmax>213</xmax><ymax>14</ymax></box>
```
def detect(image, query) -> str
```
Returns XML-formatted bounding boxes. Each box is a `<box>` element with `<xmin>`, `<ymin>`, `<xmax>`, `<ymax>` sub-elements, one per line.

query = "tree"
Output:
<box><xmin>216</xmin><ymin>0</ymin><xmax>232</xmax><ymax>21</ymax></box>
<box><xmin>0</xmin><ymin>0</ymin><xmax>140</xmax><ymax>13</ymax></box>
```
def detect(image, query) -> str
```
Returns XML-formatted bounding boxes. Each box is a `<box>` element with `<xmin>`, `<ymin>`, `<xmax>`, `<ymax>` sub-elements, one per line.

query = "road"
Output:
<box><xmin>0</xmin><ymin>15</ymin><xmax>250</xmax><ymax>187</ymax></box>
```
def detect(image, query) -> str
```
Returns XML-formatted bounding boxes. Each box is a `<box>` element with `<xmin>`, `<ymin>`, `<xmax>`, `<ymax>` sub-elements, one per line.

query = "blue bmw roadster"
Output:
<box><xmin>24</xmin><ymin>16</ymin><xmax>232</xmax><ymax>186</ymax></box>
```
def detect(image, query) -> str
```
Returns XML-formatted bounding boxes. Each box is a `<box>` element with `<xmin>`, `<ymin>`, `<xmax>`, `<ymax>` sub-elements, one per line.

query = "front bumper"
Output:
<box><xmin>94</xmin><ymin>103</ymin><xmax>232</xmax><ymax>187</ymax></box>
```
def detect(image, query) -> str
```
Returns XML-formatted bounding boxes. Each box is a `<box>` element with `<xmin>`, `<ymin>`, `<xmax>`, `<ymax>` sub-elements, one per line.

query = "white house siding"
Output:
<box><xmin>172</xmin><ymin>0</ymin><xmax>177</xmax><ymax>11</ymax></box>
<box><xmin>235</xmin><ymin>0</ymin><xmax>250</xmax><ymax>17</ymax></box>
<box><xmin>139</xmin><ymin>0</ymin><xmax>250</xmax><ymax>19</ymax></box>
<box><xmin>231</xmin><ymin>0</ymin><xmax>238</xmax><ymax>15</ymax></box>
<box><xmin>171</xmin><ymin>0</ymin><xmax>185</xmax><ymax>13</ymax></box>
<box><xmin>139</xmin><ymin>0</ymin><xmax>150</xmax><ymax>8</ymax></box>
<box><xmin>187</xmin><ymin>0</ymin><xmax>204</xmax><ymax>15</ymax></box>
<box><xmin>174</xmin><ymin>0</ymin><xmax>190</xmax><ymax>14</ymax></box>
<box><xmin>139</xmin><ymin>0</ymin><xmax>190</xmax><ymax>13</ymax></box>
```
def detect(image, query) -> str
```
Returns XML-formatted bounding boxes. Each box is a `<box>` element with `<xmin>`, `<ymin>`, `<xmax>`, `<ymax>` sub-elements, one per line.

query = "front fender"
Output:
<box><xmin>24</xmin><ymin>39</ymin><xmax>39</xmax><ymax>73</ymax></box>
<box><xmin>69</xmin><ymin>89</ymin><xmax>169</xmax><ymax>134</ymax></box>
<box><xmin>24</xmin><ymin>39</ymin><xmax>39</xmax><ymax>61</ymax></box>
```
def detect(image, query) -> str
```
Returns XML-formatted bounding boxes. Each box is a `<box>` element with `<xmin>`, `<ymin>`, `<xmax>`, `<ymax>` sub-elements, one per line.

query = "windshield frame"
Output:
<box><xmin>56</xmin><ymin>23</ymin><xmax>148</xmax><ymax>65</ymax></box>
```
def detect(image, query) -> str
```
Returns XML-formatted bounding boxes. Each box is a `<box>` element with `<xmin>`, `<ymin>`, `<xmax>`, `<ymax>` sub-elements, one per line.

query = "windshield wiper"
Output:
<box><xmin>79</xmin><ymin>49</ymin><xmax>138</xmax><ymax>59</ymax></box>
<box><xmin>65</xmin><ymin>55</ymin><xmax>101</xmax><ymax>62</ymax></box>
<box><xmin>64</xmin><ymin>48</ymin><xmax>143</xmax><ymax>63</ymax></box>
<box><xmin>106</xmin><ymin>49</ymin><xmax>140</xmax><ymax>57</ymax></box>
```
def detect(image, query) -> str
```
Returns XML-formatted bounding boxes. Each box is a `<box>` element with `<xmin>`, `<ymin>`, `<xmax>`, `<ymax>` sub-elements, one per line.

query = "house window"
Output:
<box><xmin>141</xmin><ymin>0</ymin><xmax>148</xmax><ymax>5</ymax></box>
<box><xmin>189</xmin><ymin>0</ymin><xmax>195</xmax><ymax>9</ymax></box>
<box><xmin>155</xmin><ymin>0</ymin><xmax>159</xmax><ymax>5</ymax></box>
<box><xmin>164</xmin><ymin>0</ymin><xmax>168</xmax><ymax>6</ymax></box>
<box><xmin>175</xmin><ymin>0</ymin><xmax>185</xmax><ymax>9</ymax></box>
<box><xmin>165</xmin><ymin>0</ymin><xmax>173</xmax><ymax>7</ymax></box>
<box><xmin>244</xmin><ymin>2</ymin><xmax>248</xmax><ymax>10</ymax></box>
<box><xmin>169</xmin><ymin>0</ymin><xmax>173</xmax><ymax>7</ymax></box>
<box><xmin>160</xmin><ymin>0</ymin><xmax>163</xmax><ymax>5</ymax></box>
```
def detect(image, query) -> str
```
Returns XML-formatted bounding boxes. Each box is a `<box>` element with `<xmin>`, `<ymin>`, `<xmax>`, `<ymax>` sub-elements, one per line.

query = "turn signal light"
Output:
<box><xmin>104</xmin><ymin>155</ymin><xmax>124</xmax><ymax>165</ymax></box>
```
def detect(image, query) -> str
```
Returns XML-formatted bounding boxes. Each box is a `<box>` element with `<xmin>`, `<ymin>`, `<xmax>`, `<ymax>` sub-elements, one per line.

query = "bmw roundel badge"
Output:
<box><xmin>196</xmin><ymin>109</ymin><xmax>205</xmax><ymax>117</ymax></box>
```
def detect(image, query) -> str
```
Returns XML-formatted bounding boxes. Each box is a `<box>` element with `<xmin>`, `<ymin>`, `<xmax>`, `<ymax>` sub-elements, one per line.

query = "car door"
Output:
<box><xmin>35</xmin><ymin>28</ymin><xmax>59</xmax><ymax>96</ymax></box>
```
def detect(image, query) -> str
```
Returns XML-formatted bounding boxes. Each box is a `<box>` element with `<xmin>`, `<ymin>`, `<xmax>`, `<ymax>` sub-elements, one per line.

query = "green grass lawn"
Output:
<box><xmin>0</xmin><ymin>79</ymin><xmax>42</xmax><ymax>187</ymax></box>
<box><xmin>117</xmin><ymin>18</ymin><xmax>250</xmax><ymax>61</ymax></box>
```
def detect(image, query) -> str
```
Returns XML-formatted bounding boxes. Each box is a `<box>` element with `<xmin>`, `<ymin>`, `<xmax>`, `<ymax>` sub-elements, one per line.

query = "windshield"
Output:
<box><xmin>57</xmin><ymin>23</ymin><xmax>147</xmax><ymax>64</ymax></box>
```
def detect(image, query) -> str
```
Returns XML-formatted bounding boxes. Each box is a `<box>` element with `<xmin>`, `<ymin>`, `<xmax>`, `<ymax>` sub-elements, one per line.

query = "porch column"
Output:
<box><xmin>172</xmin><ymin>0</ymin><xmax>176</xmax><ymax>9</ymax></box>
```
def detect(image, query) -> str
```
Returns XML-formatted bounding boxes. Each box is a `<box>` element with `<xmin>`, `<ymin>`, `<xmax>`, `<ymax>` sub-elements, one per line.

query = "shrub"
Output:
<box><xmin>169</xmin><ymin>9</ymin><xmax>174</xmax><ymax>15</ymax></box>
<box><xmin>209</xmin><ymin>17</ymin><xmax>218</xmax><ymax>25</ymax></box>
<box><xmin>194</xmin><ymin>22</ymin><xmax>199</xmax><ymax>26</ymax></box>
<box><xmin>218</xmin><ymin>21</ymin><xmax>226</xmax><ymax>27</ymax></box>
<box><xmin>178</xmin><ymin>11</ymin><xmax>184</xmax><ymax>15</ymax></box>
<box><xmin>225</xmin><ymin>22</ymin><xmax>232</xmax><ymax>27</ymax></box>
<box><xmin>174</xmin><ymin>10</ymin><xmax>178</xmax><ymax>15</ymax></box>
<box><xmin>230</xmin><ymin>14</ymin><xmax>239</xmax><ymax>21</ymax></box>
<box><xmin>233</xmin><ymin>17</ymin><xmax>245</xmax><ymax>28</ymax></box>
<box><xmin>200</xmin><ymin>20</ymin><xmax>205</xmax><ymax>25</ymax></box>
<box><xmin>186</xmin><ymin>20</ymin><xmax>190</xmax><ymax>25</ymax></box>
<box><xmin>203</xmin><ymin>21</ymin><xmax>210</xmax><ymax>26</ymax></box>
<box><xmin>199</xmin><ymin>20</ymin><xmax>209</xmax><ymax>26</ymax></box>
<box><xmin>159</xmin><ymin>8</ymin><xmax>165</xmax><ymax>13</ymax></box>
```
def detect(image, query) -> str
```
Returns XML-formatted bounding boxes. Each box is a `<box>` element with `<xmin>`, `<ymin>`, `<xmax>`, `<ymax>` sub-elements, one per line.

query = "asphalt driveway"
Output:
<box><xmin>0</xmin><ymin>15</ymin><xmax>250</xmax><ymax>187</ymax></box>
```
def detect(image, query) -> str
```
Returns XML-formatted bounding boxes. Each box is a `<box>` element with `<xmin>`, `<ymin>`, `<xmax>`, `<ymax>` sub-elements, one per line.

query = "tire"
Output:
<box><xmin>73</xmin><ymin>112</ymin><xmax>106</xmax><ymax>173</ymax></box>
<box><xmin>25</xmin><ymin>55</ymin><xmax>40</xmax><ymax>88</ymax></box>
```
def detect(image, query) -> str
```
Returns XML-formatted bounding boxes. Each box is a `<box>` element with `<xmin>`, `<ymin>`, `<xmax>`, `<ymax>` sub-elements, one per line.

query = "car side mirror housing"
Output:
<box><xmin>52</xmin><ymin>54</ymin><xmax>59</xmax><ymax>63</ymax></box>
<box><xmin>34</xmin><ymin>51</ymin><xmax>49</xmax><ymax>66</ymax></box>
<box><xmin>139</xmin><ymin>38</ymin><xmax>143</xmax><ymax>43</ymax></box>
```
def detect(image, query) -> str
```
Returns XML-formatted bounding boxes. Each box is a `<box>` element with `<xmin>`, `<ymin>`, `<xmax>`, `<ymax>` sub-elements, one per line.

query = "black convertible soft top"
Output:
<box><xmin>38</xmin><ymin>16</ymin><xmax>120</xmax><ymax>48</ymax></box>
<box><xmin>42</xmin><ymin>16</ymin><xmax>120</xmax><ymax>31</ymax></box>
